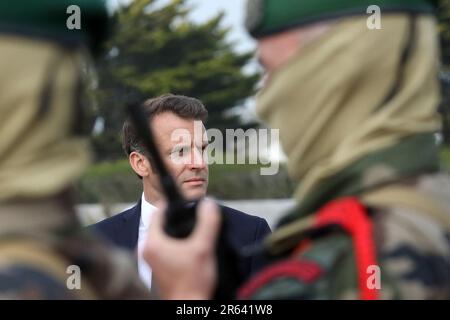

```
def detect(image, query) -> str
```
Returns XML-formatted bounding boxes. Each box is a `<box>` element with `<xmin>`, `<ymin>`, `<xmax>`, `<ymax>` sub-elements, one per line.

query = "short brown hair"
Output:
<box><xmin>122</xmin><ymin>94</ymin><xmax>208</xmax><ymax>157</ymax></box>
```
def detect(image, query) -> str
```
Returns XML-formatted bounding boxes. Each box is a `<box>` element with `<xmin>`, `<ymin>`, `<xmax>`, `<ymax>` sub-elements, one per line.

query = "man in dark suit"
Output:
<box><xmin>90</xmin><ymin>94</ymin><xmax>271</xmax><ymax>290</ymax></box>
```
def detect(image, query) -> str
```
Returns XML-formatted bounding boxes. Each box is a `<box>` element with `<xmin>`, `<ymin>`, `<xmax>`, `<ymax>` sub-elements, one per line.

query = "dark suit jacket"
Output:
<box><xmin>89</xmin><ymin>201</ymin><xmax>271</xmax><ymax>281</ymax></box>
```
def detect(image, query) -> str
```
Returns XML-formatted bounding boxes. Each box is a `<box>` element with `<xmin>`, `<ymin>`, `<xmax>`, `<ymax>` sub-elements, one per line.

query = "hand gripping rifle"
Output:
<box><xmin>127</xmin><ymin>103</ymin><xmax>243</xmax><ymax>299</ymax></box>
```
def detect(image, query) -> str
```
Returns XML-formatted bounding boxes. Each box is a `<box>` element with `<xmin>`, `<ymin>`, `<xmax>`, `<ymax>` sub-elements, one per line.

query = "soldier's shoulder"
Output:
<box><xmin>239</xmin><ymin>233</ymin><xmax>355</xmax><ymax>299</ymax></box>
<box><xmin>0</xmin><ymin>263</ymin><xmax>77</xmax><ymax>299</ymax></box>
<box><xmin>0</xmin><ymin>239</ymin><xmax>86</xmax><ymax>299</ymax></box>
<box><xmin>0</xmin><ymin>233</ymin><xmax>150</xmax><ymax>300</ymax></box>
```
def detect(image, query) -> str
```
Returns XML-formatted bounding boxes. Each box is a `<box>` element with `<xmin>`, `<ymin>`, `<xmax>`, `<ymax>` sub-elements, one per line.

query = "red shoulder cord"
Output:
<box><xmin>314</xmin><ymin>197</ymin><xmax>379</xmax><ymax>300</ymax></box>
<box><xmin>238</xmin><ymin>197</ymin><xmax>378</xmax><ymax>300</ymax></box>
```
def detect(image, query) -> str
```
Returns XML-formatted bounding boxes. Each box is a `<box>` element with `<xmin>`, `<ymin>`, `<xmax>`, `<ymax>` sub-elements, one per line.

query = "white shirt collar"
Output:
<box><xmin>138</xmin><ymin>193</ymin><xmax>157</xmax><ymax>291</ymax></box>
<box><xmin>140</xmin><ymin>193</ymin><xmax>157</xmax><ymax>229</ymax></box>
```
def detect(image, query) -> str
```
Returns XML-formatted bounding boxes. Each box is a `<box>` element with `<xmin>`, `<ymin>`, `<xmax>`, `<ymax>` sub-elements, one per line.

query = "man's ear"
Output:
<box><xmin>129</xmin><ymin>151</ymin><xmax>152</xmax><ymax>178</ymax></box>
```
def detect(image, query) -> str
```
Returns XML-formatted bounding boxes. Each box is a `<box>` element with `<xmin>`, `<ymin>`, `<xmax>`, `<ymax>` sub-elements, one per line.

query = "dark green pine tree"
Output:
<box><xmin>437</xmin><ymin>0</ymin><xmax>450</xmax><ymax>144</ymax></box>
<box><xmin>437</xmin><ymin>0</ymin><xmax>450</xmax><ymax>67</ymax></box>
<box><xmin>92</xmin><ymin>0</ymin><xmax>260</xmax><ymax>160</ymax></box>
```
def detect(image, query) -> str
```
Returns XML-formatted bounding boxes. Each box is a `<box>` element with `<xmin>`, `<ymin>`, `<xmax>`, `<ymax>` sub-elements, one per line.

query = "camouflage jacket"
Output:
<box><xmin>0</xmin><ymin>198</ymin><xmax>150</xmax><ymax>299</ymax></box>
<box><xmin>239</xmin><ymin>134</ymin><xmax>450</xmax><ymax>299</ymax></box>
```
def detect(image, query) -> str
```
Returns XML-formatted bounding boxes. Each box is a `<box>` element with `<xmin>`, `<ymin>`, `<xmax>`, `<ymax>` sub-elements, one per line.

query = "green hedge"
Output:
<box><xmin>442</xmin><ymin>146</ymin><xmax>450</xmax><ymax>170</ymax></box>
<box><xmin>74</xmin><ymin>160</ymin><xmax>142</xmax><ymax>204</ymax></box>
<box><xmin>74</xmin><ymin>159</ymin><xmax>295</xmax><ymax>203</ymax></box>
<box><xmin>74</xmin><ymin>146</ymin><xmax>450</xmax><ymax>204</ymax></box>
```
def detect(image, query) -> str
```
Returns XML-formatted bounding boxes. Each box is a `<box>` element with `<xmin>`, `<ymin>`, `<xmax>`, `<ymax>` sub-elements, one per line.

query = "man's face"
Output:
<box><xmin>148</xmin><ymin>112</ymin><xmax>209</xmax><ymax>201</ymax></box>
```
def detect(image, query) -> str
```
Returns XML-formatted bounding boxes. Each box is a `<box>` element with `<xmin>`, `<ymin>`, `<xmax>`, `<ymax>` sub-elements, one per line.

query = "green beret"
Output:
<box><xmin>246</xmin><ymin>0</ymin><xmax>436</xmax><ymax>38</ymax></box>
<box><xmin>0</xmin><ymin>0</ymin><xmax>109</xmax><ymax>54</ymax></box>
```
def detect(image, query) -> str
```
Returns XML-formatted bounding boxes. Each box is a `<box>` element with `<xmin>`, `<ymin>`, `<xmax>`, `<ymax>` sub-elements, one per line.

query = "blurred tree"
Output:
<box><xmin>91</xmin><ymin>0</ymin><xmax>260</xmax><ymax>160</ymax></box>
<box><xmin>437</xmin><ymin>0</ymin><xmax>450</xmax><ymax>145</ymax></box>
<box><xmin>438</xmin><ymin>0</ymin><xmax>450</xmax><ymax>66</ymax></box>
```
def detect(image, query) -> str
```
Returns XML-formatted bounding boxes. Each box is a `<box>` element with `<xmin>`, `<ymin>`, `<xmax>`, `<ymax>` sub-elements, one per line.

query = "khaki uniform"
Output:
<box><xmin>0</xmin><ymin>0</ymin><xmax>150</xmax><ymax>299</ymax></box>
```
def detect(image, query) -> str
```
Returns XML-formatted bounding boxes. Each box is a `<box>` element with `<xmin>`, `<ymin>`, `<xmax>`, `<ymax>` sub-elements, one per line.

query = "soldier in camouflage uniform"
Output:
<box><xmin>145</xmin><ymin>0</ymin><xmax>450</xmax><ymax>300</ymax></box>
<box><xmin>236</xmin><ymin>0</ymin><xmax>450</xmax><ymax>299</ymax></box>
<box><xmin>0</xmin><ymin>0</ymin><xmax>149</xmax><ymax>299</ymax></box>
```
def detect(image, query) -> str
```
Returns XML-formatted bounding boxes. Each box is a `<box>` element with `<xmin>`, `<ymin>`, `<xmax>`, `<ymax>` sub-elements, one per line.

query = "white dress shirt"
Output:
<box><xmin>137</xmin><ymin>193</ymin><xmax>157</xmax><ymax>290</ymax></box>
